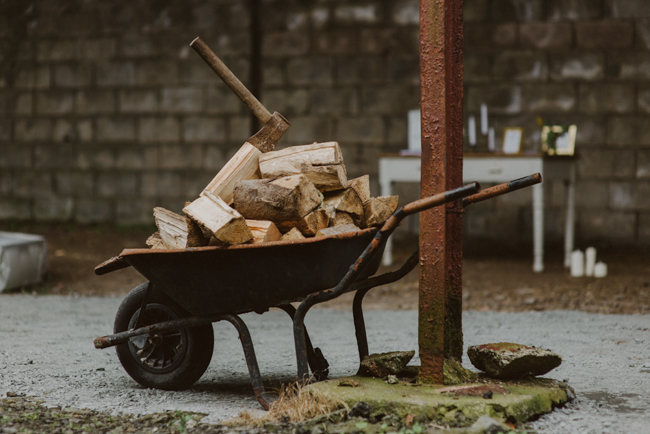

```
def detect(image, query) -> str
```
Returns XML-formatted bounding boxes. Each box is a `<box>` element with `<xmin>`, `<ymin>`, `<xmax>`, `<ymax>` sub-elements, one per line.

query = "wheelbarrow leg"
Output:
<box><xmin>221</xmin><ymin>314</ymin><xmax>272</xmax><ymax>410</ymax></box>
<box><xmin>277</xmin><ymin>305</ymin><xmax>329</xmax><ymax>381</ymax></box>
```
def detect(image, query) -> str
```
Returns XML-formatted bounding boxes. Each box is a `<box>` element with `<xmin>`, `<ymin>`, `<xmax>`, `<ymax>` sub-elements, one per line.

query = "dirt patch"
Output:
<box><xmin>2</xmin><ymin>222</ymin><xmax>649</xmax><ymax>315</ymax></box>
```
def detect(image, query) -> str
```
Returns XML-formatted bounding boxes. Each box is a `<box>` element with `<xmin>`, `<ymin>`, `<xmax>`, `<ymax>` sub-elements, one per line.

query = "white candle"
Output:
<box><xmin>585</xmin><ymin>247</ymin><xmax>597</xmax><ymax>277</ymax></box>
<box><xmin>468</xmin><ymin>115</ymin><xmax>477</xmax><ymax>146</ymax></box>
<box><xmin>480</xmin><ymin>104</ymin><xmax>488</xmax><ymax>135</ymax></box>
<box><xmin>570</xmin><ymin>250</ymin><xmax>584</xmax><ymax>277</ymax></box>
<box><xmin>488</xmin><ymin>127</ymin><xmax>495</xmax><ymax>151</ymax></box>
<box><xmin>594</xmin><ymin>262</ymin><xmax>608</xmax><ymax>278</ymax></box>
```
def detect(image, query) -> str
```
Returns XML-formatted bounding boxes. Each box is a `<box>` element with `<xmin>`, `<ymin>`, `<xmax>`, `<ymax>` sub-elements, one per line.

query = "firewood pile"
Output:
<box><xmin>147</xmin><ymin>141</ymin><xmax>399</xmax><ymax>249</ymax></box>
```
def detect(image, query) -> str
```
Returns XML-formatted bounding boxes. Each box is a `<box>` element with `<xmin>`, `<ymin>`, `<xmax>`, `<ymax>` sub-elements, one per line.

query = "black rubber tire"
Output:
<box><xmin>114</xmin><ymin>282</ymin><xmax>214</xmax><ymax>390</ymax></box>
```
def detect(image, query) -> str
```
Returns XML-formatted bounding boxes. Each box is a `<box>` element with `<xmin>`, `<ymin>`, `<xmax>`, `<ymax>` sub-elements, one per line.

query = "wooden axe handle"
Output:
<box><xmin>190</xmin><ymin>37</ymin><xmax>272</xmax><ymax>124</ymax></box>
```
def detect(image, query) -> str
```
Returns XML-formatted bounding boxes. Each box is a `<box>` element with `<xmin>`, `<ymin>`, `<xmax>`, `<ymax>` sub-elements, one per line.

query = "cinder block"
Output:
<box><xmin>228</xmin><ymin>116</ymin><xmax>252</xmax><ymax>143</ymax></box>
<box><xmin>262</xmin><ymin>62</ymin><xmax>285</xmax><ymax>86</ymax></box>
<box><xmin>55</xmin><ymin>171</ymin><xmax>93</xmax><ymax>196</ymax></box>
<box><xmin>579</xmin><ymin>211</ymin><xmax>636</xmax><ymax>242</ymax></box>
<box><xmin>311</xmin><ymin>88</ymin><xmax>358</xmax><ymax>114</ymax></box>
<box><xmin>263</xmin><ymin>89</ymin><xmax>309</xmax><ymax>116</ymax></box>
<box><xmin>464</xmin><ymin>23</ymin><xmax>517</xmax><ymax>48</ymax></box>
<box><xmin>550</xmin><ymin>52</ymin><xmax>605</xmax><ymax>81</ymax></box>
<box><xmin>282</xmin><ymin>116</ymin><xmax>333</xmax><ymax>144</ymax></box>
<box><xmin>82</xmin><ymin>38</ymin><xmax>116</xmax><ymax>60</ymax></box>
<box><xmin>115</xmin><ymin>149</ymin><xmax>145</xmax><ymax>170</ymax></box>
<box><xmin>139</xmin><ymin>116</ymin><xmax>180</xmax><ymax>142</ymax></box>
<box><xmin>96</xmin><ymin>117</ymin><xmax>135</xmax><ymax>141</ymax></box>
<box><xmin>575</xmin><ymin>180</ymin><xmax>608</xmax><ymax>208</ymax></box>
<box><xmin>388</xmin><ymin>56</ymin><xmax>420</xmax><ymax>85</ymax></box>
<box><xmin>637</xmin><ymin>86</ymin><xmax>650</xmax><ymax>114</ymax></box>
<box><xmin>464</xmin><ymin>0</ymin><xmax>490</xmax><ymax>22</ymax></box>
<box><xmin>116</xmin><ymin>199</ymin><xmax>157</xmax><ymax>226</ymax></box>
<box><xmin>336</xmin><ymin>4</ymin><xmax>380</xmax><ymax>23</ymax></box>
<box><xmin>577</xmin><ymin>149</ymin><xmax>635</xmax><ymax>179</ymax></box>
<box><xmin>14</xmin><ymin>66</ymin><xmax>50</xmax><ymax>90</ymax></box>
<box><xmin>360</xmin><ymin>28</ymin><xmax>418</xmax><ymax>55</ymax></box>
<box><xmin>576</xmin><ymin>21</ymin><xmax>634</xmax><ymax>49</ymax></box>
<box><xmin>159</xmin><ymin>144</ymin><xmax>203</xmax><ymax>170</ymax></box>
<box><xmin>314</xmin><ymin>30</ymin><xmax>359</xmax><ymax>55</ymax></box>
<box><xmin>494</xmin><ymin>51</ymin><xmax>549</xmax><ymax>81</ymax></box>
<box><xmin>519</xmin><ymin>22</ymin><xmax>573</xmax><ymax>49</ymax></box>
<box><xmin>522</xmin><ymin>84</ymin><xmax>576</xmax><ymax>113</ymax></box>
<box><xmin>573</xmin><ymin>117</ymin><xmax>607</xmax><ymax>147</ymax></box>
<box><xmin>464</xmin><ymin>53</ymin><xmax>493</xmax><ymax>83</ymax></box>
<box><xmin>387</xmin><ymin>117</ymin><xmax>407</xmax><ymax>145</ymax></box>
<box><xmin>96</xmin><ymin>61</ymin><xmax>135</xmax><ymax>86</ymax></box>
<box><xmin>361</xmin><ymin>86</ymin><xmax>419</xmax><ymax>114</ymax></box>
<box><xmin>639</xmin><ymin>213</ymin><xmax>650</xmax><ymax>242</ymax></box>
<box><xmin>490</xmin><ymin>0</ymin><xmax>544</xmax><ymax>21</ymax></box>
<box><xmin>182</xmin><ymin>116</ymin><xmax>225</xmax><ymax>142</ymax></box>
<box><xmin>137</xmin><ymin>60</ymin><xmax>179</xmax><ymax>86</ymax></box>
<box><xmin>0</xmin><ymin>198</ymin><xmax>32</xmax><ymax>219</ymax></box>
<box><xmin>76</xmin><ymin>148</ymin><xmax>115</xmax><ymax>170</ymax></box>
<box><xmin>337</xmin><ymin>117</ymin><xmax>384</xmax><ymax>144</ymax></box>
<box><xmin>546</xmin><ymin>0</ymin><xmax>603</xmax><ymax>20</ymax></box>
<box><xmin>53</xmin><ymin>64</ymin><xmax>91</xmax><ymax>88</ymax></box>
<box><xmin>286</xmin><ymin>57</ymin><xmax>333</xmax><ymax>86</ymax></box>
<box><xmin>53</xmin><ymin>120</ymin><xmax>80</xmax><ymax>143</ymax></box>
<box><xmin>637</xmin><ymin>19</ymin><xmax>650</xmax><ymax>50</ymax></box>
<box><xmin>35</xmin><ymin>92</ymin><xmax>74</xmax><ymax>114</ymax></box>
<box><xmin>96</xmin><ymin>172</ymin><xmax>138</xmax><ymax>197</ymax></box>
<box><xmin>14</xmin><ymin>119</ymin><xmax>53</xmax><ymax>141</ymax></box>
<box><xmin>613</xmin><ymin>181</ymin><xmax>650</xmax><ymax>211</ymax></box>
<box><xmin>0</xmin><ymin>145</ymin><xmax>32</xmax><ymax>168</ymax></box>
<box><xmin>579</xmin><ymin>84</ymin><xmax>635</xmax><ymax>114</ymax></box>
<box><xmin>336</xmin><ymin>57</ymin><xmax>388</xmax><ymax>84</ymax></box>
<box><xmin>390</xmin><ymin>0</ymin><xmax>419</xmax><ymax>25</ymax></box>
<box><xmin>75</xmin><ymin>90</ymin><xmax>115</xmax><ymax>114</ymax></box>
<box><xmin>36</xmin><ymin>40</ymin><xmax>78</xmax><ymax>61</ymax></box>
<box><xmin>637</xmin><ymin>150</ymin><xmax>650</xmax><ymax>179</ymax></box>
<box><xmin>206</xmin><ymin>87</ymin><xmax>241</xmax><ymax>114</ymax></box>
<box><xmin>33</xmin><ymin>145</ymin><xmax>76</xmax><ymax>169</ymax></box>
<box><xmin>33</xmin><ymin>196</ymin><xmax>73</xmax><ymax>221</ymax></box>
<box><xmin>161</xmin><ymin>87</ymin><xmax>202</xmax><ymax>113</ymax></box>
<box><xmin>607</xmin><ymin>117</ymin><xmax>650</xmax><ymax>146</ymax></box>
<box><xmin>607</xmin><ymin>52</ymin><xmax>650</xmax><ymax>80</ymax></box>
<box><xmin>141</xmin><ymin>171</ymin><xmax>183</xmax><ymax>198</ymax></box>
<box><xmin>606</xmin><ymin>0</ymin><xmax>650</xmax><ymax>19</ymax></box>
<box><xmin>120</xmin><ymin>37</ymin><xmax>157</xmax><ymax>58</ymax></box>
<box><xmin>119</xmin><ymin>89</ymin><xmax>158</xmax><ymax>113</ymax></box>
<box><xmin>263</xmin><ymin>32</ymin><xmax>310</xmax><ymax>57</ymax></box>
<box><xmin>466</xmin><ymin>85</ymin><xmax>522</xmax><ymax>114</ymax></box>
<box><xmin>10</xmin><ymin>172</ymin><xmax>52</xmax><ymax>197</ymax></box>
<box><xmin>75</xmin><ymin>198</ymin><xmax>114</xmax><ymax>224</ymax></box>
<box><xmin>14</xmin><ymin>93</ymin><xmax>33</xmax><ymax>115</ymax></box>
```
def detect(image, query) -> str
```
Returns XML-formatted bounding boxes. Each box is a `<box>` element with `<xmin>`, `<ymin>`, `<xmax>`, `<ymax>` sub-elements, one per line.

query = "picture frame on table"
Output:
<box><xmin>541</xmin><ymin>125</ymin><xmax>577</xmax><ymax>156</ymax></box>
<box><xmin>502</xmin><ymin>127</ymin><xmax>523</xmax><ymax>154</ymax></box>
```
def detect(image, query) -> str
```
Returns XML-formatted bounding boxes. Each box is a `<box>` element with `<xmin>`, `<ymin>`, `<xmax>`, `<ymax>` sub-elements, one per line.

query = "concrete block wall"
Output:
<box><xmin>0</xmin><ymin>0</ymin><xmax>649</xmax><ymax>247</ymax></box>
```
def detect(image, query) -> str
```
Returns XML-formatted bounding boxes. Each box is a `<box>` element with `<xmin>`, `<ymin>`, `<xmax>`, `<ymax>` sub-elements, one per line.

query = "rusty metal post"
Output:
<box><xmin>418</xmin><ymin>0</ymin><xmax>464</xmax><ymax>383</ymax></box>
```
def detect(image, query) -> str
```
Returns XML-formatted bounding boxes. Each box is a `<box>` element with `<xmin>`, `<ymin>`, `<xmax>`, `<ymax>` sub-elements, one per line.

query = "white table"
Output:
<box><xmin>379</xmin><ymin>153</ymin><xmax>576</xmax><ymax>272</ymax></box>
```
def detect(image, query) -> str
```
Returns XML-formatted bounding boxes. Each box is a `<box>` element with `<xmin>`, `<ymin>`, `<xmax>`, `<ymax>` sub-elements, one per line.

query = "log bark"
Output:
<box><xmin>153</xmin><ymin>207</ymin><xmax>208</xmax><ymax>249</ymax></box>
<box><xmin>258</xmin><ymin>142</ymin><xmax>347</xmax><ymax>191</ymax></box>
<box><xmin>275</xmin><ymin>205</ymin><xmax>333</xmax><ymax>236</ymax></box>
<box><xmin>203</xmin><ymin>142</ymin><xmax>261</xmax><ymax>204</ymax></box>
<box><xmin>363</xmin><ymin>195</ymin><xmax>399</xmax><ymax>227</ymax></box>
<box><xmin>323</xmin><ymin>188</ymin><xmax>363</xmax><ymax>220</ymax></box>
<box><xmin>233</xmin><ymin>174</ymin><xmax>322</xmax><ymax>222</ymax></box>
<box><xmin>348</xmin><ymin>175</ymin><xmax>371</xmax><ymax>204</ymax></box>
<box><xmin>331</xmin><ymin>211</ymin><xmax>357</xmax><ymax>227</ymax></box>
<box><xmin>246</xmin><ymin>220</ymin><xmax>282</xmax><ymax>244</ymax></box>
<box><xmin>183</xmin><ymin>191</ymin><xmax>253</xmax><ymax>245</ymax></box>
<box><xmin>315</xmin><ymin>223</ymin><xmax>360</xmax><ymax>238</ymax></box>
<box><xmin>280</xmin><ymin>227</ymin><xmax>306</xmax><ymax>241</ymax></box>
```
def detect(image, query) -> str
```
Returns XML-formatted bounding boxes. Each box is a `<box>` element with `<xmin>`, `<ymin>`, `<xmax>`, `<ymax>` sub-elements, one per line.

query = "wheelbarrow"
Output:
<box><xmin>93</xmin><ymin>174</ymin><xmax>541</xmax><ymax>409</ymax></box>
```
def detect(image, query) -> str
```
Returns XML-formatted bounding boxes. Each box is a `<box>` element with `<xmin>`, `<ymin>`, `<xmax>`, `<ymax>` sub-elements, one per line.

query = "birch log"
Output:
<box><xmin>153</xmin><ymin>207</ymin><xmax>208</xmax><ymax>249</ymax></box>
<box><xmin>203</xmin><ymin>142</ymin><xmax>261</xmax><ymax>204</ymax></box>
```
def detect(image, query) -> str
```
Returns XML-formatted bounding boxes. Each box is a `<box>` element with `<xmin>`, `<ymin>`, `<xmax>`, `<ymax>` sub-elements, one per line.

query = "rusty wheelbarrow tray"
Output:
<box><xmin>93</xmin><ymin>175</ymin><xmax>541</xmax><ymax>409</ymax></box>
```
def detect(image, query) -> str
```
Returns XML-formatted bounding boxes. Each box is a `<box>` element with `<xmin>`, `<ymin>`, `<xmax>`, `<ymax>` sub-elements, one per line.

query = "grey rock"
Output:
<box><xmin>358</xmin><ymin>350</ymin><xmax>414</xmax><ymax>378</ymax></box>
<box><xmin>468</xmin><ymin>342</ymin><xmax>562</xmax><ymax>379</ymax></box>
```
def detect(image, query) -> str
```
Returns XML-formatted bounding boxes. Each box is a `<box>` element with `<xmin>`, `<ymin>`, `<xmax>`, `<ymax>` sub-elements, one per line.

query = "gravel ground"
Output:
<box><xmin>1</xmin><ymin>294</ymin><xmax>649</xmax><ymax>433</ymax></box>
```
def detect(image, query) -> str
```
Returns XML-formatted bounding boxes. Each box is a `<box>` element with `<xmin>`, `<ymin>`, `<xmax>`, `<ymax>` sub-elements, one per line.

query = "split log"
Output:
<box><xmin>315</xmin><ymin>223</ymin><xmax>360</xmax><ymax>238</ymax></box>
<box><xmin>323</xmin><ymin>188</ymin><xmax>363</xmax><ymax>221</ymax></box>
<box><xmin>246</xmin><ymin>220</ymin><xmax>282</xmax><ymax>244</ymax></box>
<box><xmin>347</xmin><ymin>175</ymin><xmax>371</xmax><ymax>204</ymax></box>
<box><xmin>203</xmin><ymin>142</ymin><xmax>261</xmax><ymax>204</ymax></box>
<box><xmin>331</xmin><ymin>211</ymin><xmax>357</xmax><ymax>227</ymax></box>
<box><xmin>183</xmin><ymin>190</ymin><xmax>253</xmax><ymax>245</ymax></box>
<box><xmin>363</xmin><ymin>196</ymin><xmax>399</xmax><ymax>227</ymax></box>
<box><xmin>258</xmin><ymin>142</ymin><xmax>347</xmax><ymax>191</ymax></box>
<box><xmin>281</xmin><ymin>227</ymin><xmax>306</xmax><ymax>241</ymax></box>
<box><xmin>153</xmin><ymin>207</ymin><xmax>208</xmax><ymax>249</ymax></box>
<box><xmin>146</xmin><ymin>232</ymin><xmax>167</xmax><ymax>249</ymax></box>
<box><xmin>233</xmin><ymin>174</ymin><xmax>322</xmax><ymax>222</ymax></box>
<box><xmin>275</xmin><ymin>205</ymin><xmax>333</xmax><ymax>236</ymax></box>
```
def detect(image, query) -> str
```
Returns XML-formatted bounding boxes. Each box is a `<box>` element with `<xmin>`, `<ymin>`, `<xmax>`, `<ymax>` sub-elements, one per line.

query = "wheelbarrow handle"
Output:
<box><xmin>401</xmin><ymin>181</ymin><xmax>481</xmax><ymax>216</ymax></box>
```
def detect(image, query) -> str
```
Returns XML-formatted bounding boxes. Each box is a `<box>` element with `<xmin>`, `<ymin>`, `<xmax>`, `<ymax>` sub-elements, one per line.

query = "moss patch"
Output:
<box><xmin>306</xmin><ymin>376</ymin><xmax>572</xmax><ymax>428</ymax></box>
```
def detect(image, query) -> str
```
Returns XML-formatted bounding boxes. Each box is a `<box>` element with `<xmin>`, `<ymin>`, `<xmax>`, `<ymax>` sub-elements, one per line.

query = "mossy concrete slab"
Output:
<box><xmin>306</xmin><ymin>376</ymin><xmax>572</xmax><ymax>428</ymax></box>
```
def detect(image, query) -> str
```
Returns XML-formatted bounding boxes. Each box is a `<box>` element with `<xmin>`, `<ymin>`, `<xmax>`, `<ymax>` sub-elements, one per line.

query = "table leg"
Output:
<box><xmin>533</xmin><ymin>183</ymin><xmax>544</xmax><ymax>273</ymax></box>
<box><xmin>564</xmin><ymin>163</ymin><xmax>576</xmax><ymax>268</ymax></box>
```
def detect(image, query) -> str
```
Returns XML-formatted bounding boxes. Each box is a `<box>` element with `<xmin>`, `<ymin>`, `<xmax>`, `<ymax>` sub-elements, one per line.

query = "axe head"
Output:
<box><xmin>247</xmin><ymin>112</ymin><xmax>290</xmax><ymax>153</ymax></box>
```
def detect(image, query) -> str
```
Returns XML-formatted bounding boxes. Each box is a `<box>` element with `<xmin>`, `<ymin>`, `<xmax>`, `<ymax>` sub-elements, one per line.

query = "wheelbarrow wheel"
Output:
<box><xmin>114</xmin><ymin>282</ymin><xmax>214</xmax><ymax>391</ymax></box>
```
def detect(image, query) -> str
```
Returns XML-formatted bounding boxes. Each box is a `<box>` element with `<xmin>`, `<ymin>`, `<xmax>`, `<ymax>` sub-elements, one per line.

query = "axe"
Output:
<box><xmin>190</xmin><ymin>37</ymin><xmax>290</xmax><ymax>153</ymax></box>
